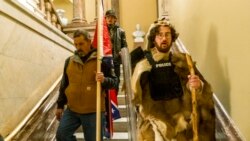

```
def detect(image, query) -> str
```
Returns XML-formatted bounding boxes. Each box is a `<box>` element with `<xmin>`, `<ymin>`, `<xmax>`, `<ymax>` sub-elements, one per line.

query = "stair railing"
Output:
<box><xmin>4</xmin><ymin>76</ymin><xmax>62</xmax><ymax>141</ymax></box>
<box><xmin>121</xmin><ymin>48</ymin><xmax>138</xmax><ymax>141</ymax></box>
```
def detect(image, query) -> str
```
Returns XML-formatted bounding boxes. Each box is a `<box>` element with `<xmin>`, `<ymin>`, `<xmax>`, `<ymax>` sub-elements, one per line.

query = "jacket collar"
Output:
<box><xmin>72</xmin><ymin>49</ymin><xmax>97</xmax><ymax>65</ymax></box>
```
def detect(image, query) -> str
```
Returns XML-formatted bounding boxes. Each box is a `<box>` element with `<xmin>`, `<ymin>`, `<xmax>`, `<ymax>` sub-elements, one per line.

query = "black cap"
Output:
<box><xmin>105</xmin><ymin>10</ymin><xmax>117</xmax><ymax>18</ymax></box>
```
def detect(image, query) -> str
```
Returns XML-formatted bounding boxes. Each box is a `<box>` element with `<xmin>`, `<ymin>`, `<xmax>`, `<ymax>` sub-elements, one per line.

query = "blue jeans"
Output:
<box><xmin>56</xmin><ymin>108</ymin><xmax>105</xmax><ymax>141</ymax></box>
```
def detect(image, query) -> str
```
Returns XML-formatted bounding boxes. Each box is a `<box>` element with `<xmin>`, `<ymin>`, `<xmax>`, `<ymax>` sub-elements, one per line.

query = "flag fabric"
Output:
<box><xmin>92</xmin><ymin>18</ymin><xmax>112</xmax><ymax>56</ymax></box>
<box><xmin>105</xmin><ymin>89</ymin><xmax>121</xmax><ymax>138</ymax></box>
<box><xmin>92</xmin><ymin>15</ymin><xmax>121</xmax><ymax>139</ymax></box>
<box><xmin>110</xmin><ymin>89</ymin><xmax>121</xmax><ymax>120</ymax></box>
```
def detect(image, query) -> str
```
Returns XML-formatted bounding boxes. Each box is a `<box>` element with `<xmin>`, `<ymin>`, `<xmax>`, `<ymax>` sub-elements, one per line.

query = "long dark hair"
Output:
<box><xmin>147</xmin><ymin>22</ymin><xmax>179</xmax><ymax>49</ymax></box>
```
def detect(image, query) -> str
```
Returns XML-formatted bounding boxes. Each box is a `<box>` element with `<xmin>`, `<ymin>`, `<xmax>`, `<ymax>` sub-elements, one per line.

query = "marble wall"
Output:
<box><xmin>0</xmin><ymin>0</ymin><xmax>74</xmax><ymax>137</ymax></box>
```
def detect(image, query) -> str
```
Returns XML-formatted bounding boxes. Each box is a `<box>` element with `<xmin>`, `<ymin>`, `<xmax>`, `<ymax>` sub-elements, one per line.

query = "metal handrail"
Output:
<box><xmin>121</xmin><ymin>48</ymin><xmax>137</xmax><ymax>141</ymax></box>
<box><xmin>4</xmin><ymin>75</ymin><xmax>62</xmax><ymax>141</ymax></box>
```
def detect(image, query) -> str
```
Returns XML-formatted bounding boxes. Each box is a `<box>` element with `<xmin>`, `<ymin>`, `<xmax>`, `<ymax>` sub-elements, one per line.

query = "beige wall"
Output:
<box><xmin>119</xmin><ymin>0</ymin><xmax>157</xmax><ymax>50</ymax></box>
<box><xmin>167</xmin><ymin>0</ymin><xmax>250</xmax><ymax>139</ymax></box>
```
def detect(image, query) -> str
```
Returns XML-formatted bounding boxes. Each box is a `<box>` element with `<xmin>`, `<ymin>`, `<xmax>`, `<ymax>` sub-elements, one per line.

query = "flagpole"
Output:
<box><xmin>96</xmin><ymin>0</ymin><xmax>103</xmax><ymax>140</ymax></box>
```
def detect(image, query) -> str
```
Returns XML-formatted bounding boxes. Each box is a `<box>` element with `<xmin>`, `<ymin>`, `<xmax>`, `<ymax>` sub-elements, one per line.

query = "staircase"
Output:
<box><xmin>7</xmin><ymin>52</ymin><xmax>246</xmax><ymax>141</ymax></box>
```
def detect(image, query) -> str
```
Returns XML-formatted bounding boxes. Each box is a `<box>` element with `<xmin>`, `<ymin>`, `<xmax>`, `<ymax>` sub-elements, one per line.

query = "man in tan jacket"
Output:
<box><xmin>55</xmin><ymin>30</ymin><xmax>118</xmax><ymax>141</ymax></box>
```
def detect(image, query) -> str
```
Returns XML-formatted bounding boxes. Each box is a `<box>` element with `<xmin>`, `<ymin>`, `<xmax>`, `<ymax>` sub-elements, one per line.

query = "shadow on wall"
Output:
<box><xmin>201</xmin><ymin>24</ymin><xmax>231</xmax><ymax>113</ymax></box>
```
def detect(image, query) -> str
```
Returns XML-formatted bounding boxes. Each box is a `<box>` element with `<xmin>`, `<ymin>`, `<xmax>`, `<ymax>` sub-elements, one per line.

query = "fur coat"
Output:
<box><xmin>131</xmin><ymin>50</ymin><xmax>215</xmax><ymax>141</ymax></box>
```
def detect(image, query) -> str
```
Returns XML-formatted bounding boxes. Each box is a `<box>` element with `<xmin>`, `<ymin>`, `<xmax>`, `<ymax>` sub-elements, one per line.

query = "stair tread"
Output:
<box><xmin>74</xmin><ymin>132</ymin><xmax>129</xmax><ymax>140</ymax></box>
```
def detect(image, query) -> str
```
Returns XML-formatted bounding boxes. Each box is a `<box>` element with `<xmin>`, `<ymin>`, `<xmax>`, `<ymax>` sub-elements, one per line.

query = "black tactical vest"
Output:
<box><xmin>144</xmin><ymin>52</ymin><xmax>183</xmax><ymax>101</ymax></box>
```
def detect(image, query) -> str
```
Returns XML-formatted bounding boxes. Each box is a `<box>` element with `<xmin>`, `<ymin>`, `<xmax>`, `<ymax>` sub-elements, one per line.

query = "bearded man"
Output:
<box><xmin>131</xmin><ymin>19</ymin><xmax>215</xmax><ymax>141</ymax></box>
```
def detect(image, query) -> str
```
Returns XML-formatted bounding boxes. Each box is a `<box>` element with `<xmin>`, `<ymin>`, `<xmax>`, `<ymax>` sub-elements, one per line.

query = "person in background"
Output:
<box><xmin>105</xmin><ymin>9</ymin><xmax>128</xmax><ymax>92</ymax></box>
<box><xmin>131</xmin><ymin>18</ymin><xmax>215</xmax><ymax>141</ymax></box>
<box><xmin>55</xmin><ymin>30</ymin><xmax>118</xmax><ymax>141</ymax></box>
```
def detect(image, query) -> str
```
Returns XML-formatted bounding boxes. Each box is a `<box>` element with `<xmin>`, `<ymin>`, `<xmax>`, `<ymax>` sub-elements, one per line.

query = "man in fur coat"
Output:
<box><xmin>131</xmin><ymin>19</ymin><xmax>215</xmax><ymax>141</ymax></box>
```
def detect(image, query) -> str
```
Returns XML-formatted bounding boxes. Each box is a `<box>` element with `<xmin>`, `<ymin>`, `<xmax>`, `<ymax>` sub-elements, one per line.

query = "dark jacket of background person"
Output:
<box><xmin>108</xmin><ymin>24</ymin><xmax>127</xmax><ymax>64</ymax></box>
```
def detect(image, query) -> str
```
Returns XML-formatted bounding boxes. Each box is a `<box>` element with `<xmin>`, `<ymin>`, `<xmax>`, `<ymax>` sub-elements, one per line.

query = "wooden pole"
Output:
<box><xmin>185</xmin><ymin>54</ymin><xmax>199</xmax><ymax>141</ymax></box>
<box><xmin>96</xmin><ymin>0</ymin><xmax>103</xmax><ymax>140</ymax></box>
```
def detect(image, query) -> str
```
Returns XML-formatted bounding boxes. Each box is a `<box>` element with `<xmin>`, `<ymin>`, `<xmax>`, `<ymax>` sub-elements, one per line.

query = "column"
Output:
<box><xmin>72</xmin><ymin>0</ymin><xmax>87</xmax><ymax>23</ymax></box>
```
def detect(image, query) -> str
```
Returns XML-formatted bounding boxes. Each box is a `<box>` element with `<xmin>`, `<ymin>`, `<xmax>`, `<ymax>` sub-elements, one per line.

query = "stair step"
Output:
<box><xmin>118</xmin><ymin>105</ymin><xmax>127</xmax><ymax>117</ymax></box>
<box><xmin>118</xmin><ymin>95</ymin><xmax>126</xmax><ymax>105</ymax></box>
<box><xmin>74</xmin><ymin>132</ymin><xmax>128</xmax><ymax>141</ymax></box>
<box><xmin>114</xmin><ymin>117</ymin><xmax>128</xmax><ymax>132</ymax></box>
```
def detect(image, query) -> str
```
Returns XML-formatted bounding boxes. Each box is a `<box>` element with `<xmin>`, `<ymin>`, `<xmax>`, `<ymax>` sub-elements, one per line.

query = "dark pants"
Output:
<box><xmin>114</xmin><ymin>61</ymin><xmax>121</xmax><ymax>91</ymax></box>
<box><xmin>56</xmin><ymin>108</ymin><xmax>105</xmax><ymax>141</ymax></box>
